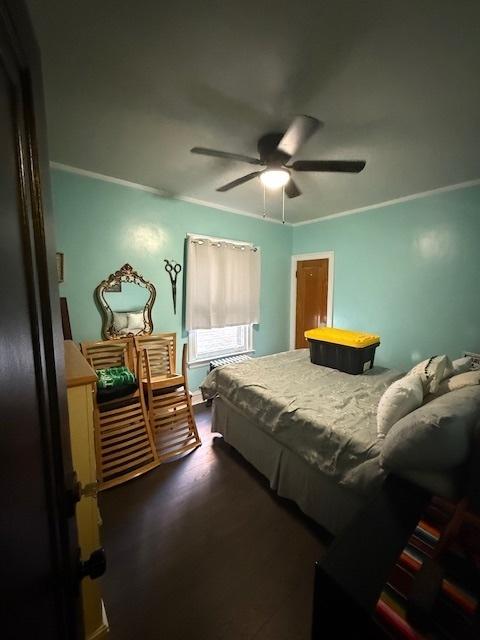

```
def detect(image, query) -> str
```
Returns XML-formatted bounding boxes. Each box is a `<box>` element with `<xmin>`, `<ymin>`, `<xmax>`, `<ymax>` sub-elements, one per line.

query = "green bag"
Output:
<box><xmin>96</xmin><ymin>366</ymin><xmax>136</xmax><ymax>389</ymax></box>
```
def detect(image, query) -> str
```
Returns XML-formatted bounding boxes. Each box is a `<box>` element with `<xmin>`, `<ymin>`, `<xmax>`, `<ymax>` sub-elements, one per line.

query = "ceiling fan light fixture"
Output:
<box><xmin>192</xmin><ymin>115</ymin><xmax>366</xmax><ymax>197</ymax></box>
<box><xmin>260</xmin><ymin>169</ymin><xmax>290</xmax><ymax>190</ymax></box>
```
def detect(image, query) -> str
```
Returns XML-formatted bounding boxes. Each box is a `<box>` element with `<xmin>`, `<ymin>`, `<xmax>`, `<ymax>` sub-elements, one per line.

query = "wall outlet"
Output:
<box><xmin>463</xmin><ymin>351</ymin><xmax>480</xmax><ymax>369</ymax></box>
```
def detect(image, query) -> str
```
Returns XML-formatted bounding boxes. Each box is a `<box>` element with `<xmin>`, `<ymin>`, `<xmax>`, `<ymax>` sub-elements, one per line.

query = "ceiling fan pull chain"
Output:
<box><xmin>282</xmin><ymin>185</ymin><xmax>285</xmax><ymax>224</ymax></box>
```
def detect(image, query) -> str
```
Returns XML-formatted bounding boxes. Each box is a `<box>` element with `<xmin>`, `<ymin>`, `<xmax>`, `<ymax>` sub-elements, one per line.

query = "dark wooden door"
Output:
<box><xmin>0</xmin><ymin>2</ymin><xmax>82</xmax><ymax>638</ymax></box>
<box><xmin>295</xmin><ymin>259</ymin><xmax>329</xmax><ymax>349</ymax></box>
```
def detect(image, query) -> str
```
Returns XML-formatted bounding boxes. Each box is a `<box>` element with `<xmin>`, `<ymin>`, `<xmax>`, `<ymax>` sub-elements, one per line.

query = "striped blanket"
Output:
<box><xmin>375</xmin><ymin>500</ymin><xmax>480</xmax><ymax>638</ymax></box>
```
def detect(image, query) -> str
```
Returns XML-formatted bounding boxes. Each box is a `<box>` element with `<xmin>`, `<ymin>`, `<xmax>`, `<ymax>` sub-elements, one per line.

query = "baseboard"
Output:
<box><xmin>191</xmin><ymin>389</ymin><xmax>205</xmax><ymax>406</ymax></box>
<box><xmin>87</xmin><ymin>601</ymin><xmax>109</xmax><ymax>640</ymax></box>
<box><xmin>87</xmin><ymin>622</ymin><xmax>109</xmax><ymax>640</ymax></box>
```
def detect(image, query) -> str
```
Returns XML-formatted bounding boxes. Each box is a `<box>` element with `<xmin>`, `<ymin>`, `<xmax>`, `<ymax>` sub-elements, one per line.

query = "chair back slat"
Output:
<box><xmin>80</xmin><ymin>339</ymin><xmax>132</xmax><ymax>372</ymax></box>
<box><xmin>134</xmin><ymin>333</ymin><xmax>176</xmax><ymax>379</ymax></box>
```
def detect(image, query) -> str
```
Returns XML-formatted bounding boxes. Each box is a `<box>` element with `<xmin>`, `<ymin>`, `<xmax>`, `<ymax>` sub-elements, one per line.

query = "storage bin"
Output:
<box><xmin>305</xmin><ymin>327</ymin><xmax>380</xmax><ymax>375</ymax></box>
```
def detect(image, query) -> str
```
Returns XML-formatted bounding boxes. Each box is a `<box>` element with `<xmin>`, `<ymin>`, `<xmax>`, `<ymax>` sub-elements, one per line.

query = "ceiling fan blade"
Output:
<box><xmin>292</xmin><ymin>160</ymin><xmax>366</xmax><ymax>173</ymax></box>
<box><xmin>285</xmin><ymin>178</ymin><xmax>301</xmax><ymax>199</ymax></box>
<box><xmin>191</xmin><ymin>147</ymin><xmax>263</xmax><ymax>165</ymax></box>
<box><xmin>216</xmin><ymin>171</ymin><xmax>262</xmax><ymax>192</ymax></box>
<box><xmin>277</xmin><ymin>115</ymin><xmax>321</xmax><ymax>157</ymax></box>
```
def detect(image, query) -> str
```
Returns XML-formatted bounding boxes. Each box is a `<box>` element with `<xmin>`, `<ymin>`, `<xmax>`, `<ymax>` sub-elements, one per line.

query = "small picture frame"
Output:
<box><xmin>105</xmin><ymin>281</ymin><xmax>122</xmax><ymax>293</ymax></box>
<box><xmin>56</xmin><ymin>252</ymin><xmax>64</xmax><ymax>283</ymax></box>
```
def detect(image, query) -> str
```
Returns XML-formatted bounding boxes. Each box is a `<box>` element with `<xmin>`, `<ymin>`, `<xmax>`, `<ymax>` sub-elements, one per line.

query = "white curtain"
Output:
<box><xmin>186</xmin><ymin>235</ymin><xmax>261</xmax><ymax>330</ymax></box>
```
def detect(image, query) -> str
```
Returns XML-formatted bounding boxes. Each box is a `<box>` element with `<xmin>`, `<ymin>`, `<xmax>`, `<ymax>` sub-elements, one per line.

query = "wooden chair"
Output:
<box><xmin>134</xmin><ymin>333</ymin><xmax>184</xmax><ymax>391</ymax></box>
<box><xmin>80</xmin><ymin>339</ymin><xmax>159</xmax><ymax>490</ymax></box>
<box><xmin>139</xmin><ymin>342</ymin><xmax>201</xmax><ymax>462</ymax></box>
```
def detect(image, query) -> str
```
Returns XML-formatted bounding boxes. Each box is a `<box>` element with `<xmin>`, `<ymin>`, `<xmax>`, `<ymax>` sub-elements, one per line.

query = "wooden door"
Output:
<box><xmin>0</xmin><ymin>1</ymin><xmax>82</xmax><ymax>638</ymax></box>
<box><xmin>295</xmin><ymin>259</ymin><xmax>329</xmax><ymax>349</ymax></box>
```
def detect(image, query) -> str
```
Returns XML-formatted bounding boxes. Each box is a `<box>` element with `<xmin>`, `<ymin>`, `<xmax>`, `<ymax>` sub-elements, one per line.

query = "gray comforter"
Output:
<box><xmin>201</xmin><ymin>350</ymin><xmax>402</xmax><ymax>495</ymax></box>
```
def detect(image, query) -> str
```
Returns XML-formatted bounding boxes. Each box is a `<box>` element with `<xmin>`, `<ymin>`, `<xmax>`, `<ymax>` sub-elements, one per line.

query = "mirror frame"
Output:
<box><xmin>95</xmin><ymin>263</ymin><xmax>156</xmax><ymax>339</ymax></box>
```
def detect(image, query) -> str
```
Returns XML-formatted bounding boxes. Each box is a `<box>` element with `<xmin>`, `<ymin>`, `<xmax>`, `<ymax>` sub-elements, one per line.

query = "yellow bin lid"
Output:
<box><xmin>304</xmin><ymin>327</ymin><xmax>380</xmax><ymax>348</ymax></box>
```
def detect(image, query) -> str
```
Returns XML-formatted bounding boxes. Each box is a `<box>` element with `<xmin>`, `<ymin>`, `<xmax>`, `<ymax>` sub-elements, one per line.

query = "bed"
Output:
<box><xmin>201</xmin><ymin>349</ymin><xmax>463</xmax><ymax>535</ymax></box>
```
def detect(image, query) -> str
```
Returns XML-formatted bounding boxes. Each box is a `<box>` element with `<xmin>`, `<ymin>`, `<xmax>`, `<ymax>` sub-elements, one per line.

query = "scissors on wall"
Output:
<box><xmin>164</xmin><ymin>259</ymin><xmax>182</xmax><ymax>314</ymax></box>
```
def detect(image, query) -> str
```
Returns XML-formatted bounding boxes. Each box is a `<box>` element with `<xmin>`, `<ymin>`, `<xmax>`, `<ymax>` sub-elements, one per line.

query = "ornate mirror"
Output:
<box><xmin>95</xmin><ymin>264</ymin><xmax>156</xmax><ymax>339</ymax></box>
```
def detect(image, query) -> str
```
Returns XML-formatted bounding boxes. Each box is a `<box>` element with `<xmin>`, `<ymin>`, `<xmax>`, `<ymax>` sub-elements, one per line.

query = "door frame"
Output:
<box><xmin>290</xmin><ymin>251</ymin><xmax>335</xmax><ymax>349</ymax></box>
<box><xmin>1</xmin><ymin>1</ymin><xmax>82</xmax><ymax>635</ymax></box>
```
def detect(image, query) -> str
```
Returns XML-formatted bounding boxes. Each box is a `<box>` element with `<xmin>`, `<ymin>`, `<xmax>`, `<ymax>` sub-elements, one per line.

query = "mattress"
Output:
<box><xmin>201</xmin><ymin>349</ymin><xmax>402</xmax><ymax>496</ymax></box>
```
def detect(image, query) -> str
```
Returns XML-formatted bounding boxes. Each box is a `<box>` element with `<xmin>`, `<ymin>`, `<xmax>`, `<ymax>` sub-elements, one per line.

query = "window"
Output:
<box><xmin>188</xmin><ymin>324</ymin><xmax>253</xmax><ymax>365</ymax></box>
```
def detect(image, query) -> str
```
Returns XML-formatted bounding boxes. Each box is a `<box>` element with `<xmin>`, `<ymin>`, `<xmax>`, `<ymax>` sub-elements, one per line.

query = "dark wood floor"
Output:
<box><xmin>99</xmin><ymin>406</ymin><xmax>331</xmax><ymax>640</ymax></box>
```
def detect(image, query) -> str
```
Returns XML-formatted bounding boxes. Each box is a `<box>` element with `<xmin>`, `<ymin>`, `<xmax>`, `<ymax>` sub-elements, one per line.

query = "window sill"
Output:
<box><xmin>188</xmin><ymin>349</ymin><xmax>255</xmax><ymax>369</ymax></box>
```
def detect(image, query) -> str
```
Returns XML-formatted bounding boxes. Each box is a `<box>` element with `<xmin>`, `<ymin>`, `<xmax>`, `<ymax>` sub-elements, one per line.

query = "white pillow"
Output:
<box><xmin>434</xmin><ymin>370</ymin><xmax>480</xmax><ymax>397</ymax></box>
<box><xmin>127</xmin><ymin>311</ymin><xmax>144</xmax><ymax>330</ymax></box>
<box><xmin>112</xmin><ymin>311</ymin><xmax>128</xmax><ymax>331</ymax></box>
<box><xmin>452</xmin><ymin>356</ymin><xmax>473</xmax><ymax>375</ymax></box>
<box><xmin>377</xmin><ymin>373</ymin><xmax>424</xmax><ymax>438</ymax></box>
<box><xmin>380</xmin><ymin>386</ymin><xmax>480</xmax><ymax>472</ymax></box>
<box><xmin>443</xmin><ymin>356</ymin><xmax>472</xmax><ymax>379</ymax></box>
<box><xmin>409</xmin><ymin>355</ymin><xmax>450</xmax><ymax>393</ymax></box>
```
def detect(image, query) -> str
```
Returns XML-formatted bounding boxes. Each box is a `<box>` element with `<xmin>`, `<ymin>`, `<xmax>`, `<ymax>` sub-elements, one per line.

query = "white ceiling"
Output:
<box><xmin>27</xmin><ymin>0</ymin><xmax>480</xmax><ymax>223</ymax></box>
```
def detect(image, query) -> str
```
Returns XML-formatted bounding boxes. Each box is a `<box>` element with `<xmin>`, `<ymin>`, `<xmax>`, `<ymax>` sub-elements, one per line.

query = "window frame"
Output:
<box><xmin>187</xmin><ymin>324</ymin><xmax>254</xmax><ymax>367</ymax></box>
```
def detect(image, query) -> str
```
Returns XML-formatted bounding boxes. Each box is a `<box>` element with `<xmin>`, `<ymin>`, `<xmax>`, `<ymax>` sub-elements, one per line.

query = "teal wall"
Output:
<box><xmin>52</xmin><ymin>169</ymin><xmax>292</xmax><ymax>389</ymax></box>
<box><xmin>52</xmin><ymin>167</ymin><xmax>480</xmax><ymax>385</ymax></box>
<box><xmin>293</xmin><ymin>185</ymin><xmax>480</xmax><ymax>370</ymax></box>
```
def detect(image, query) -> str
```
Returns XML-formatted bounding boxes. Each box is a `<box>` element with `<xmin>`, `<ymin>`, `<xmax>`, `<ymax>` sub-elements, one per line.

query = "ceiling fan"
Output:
<box><xmin>190</xmin><ymin>115</ymin><xmax>366</xmax><ymax>199</ymax></box>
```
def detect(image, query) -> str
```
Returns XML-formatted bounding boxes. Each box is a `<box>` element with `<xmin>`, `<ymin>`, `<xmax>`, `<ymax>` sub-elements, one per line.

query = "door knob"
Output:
<box><xmin>66</xmin><ymin>472</ymin><xmax>82</xmax><ymax>517</ymax></box>
<box><xmin>66</xmin><ymin>473</ymin><xmax>98</xmax><ymax>516</ymax></box>
<box><xmin>79</xmin><ymin>548</ymin><xmax>106</xmax><ymax>580</ymax></box>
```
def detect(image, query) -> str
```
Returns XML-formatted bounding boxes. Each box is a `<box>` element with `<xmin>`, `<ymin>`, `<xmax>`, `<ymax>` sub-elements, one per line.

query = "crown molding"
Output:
<box><xmin>49</xmin><ymin>162</ymin><xmax>290</xmax><ymax>226</ymax></box>
<box><xmin>50</xmin><ymin>162</ymin><xmax>480</xmax><ymax>228</ymax></box>
<box><xmin>292</xmin><ymin>178</ymin><xmax>480</xmax><ymax>227</ymax></box>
